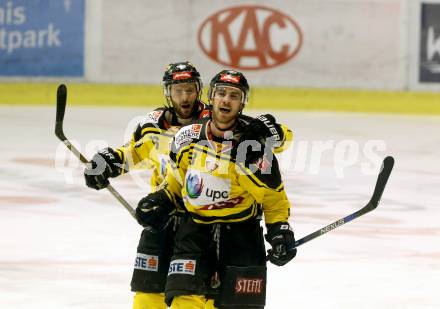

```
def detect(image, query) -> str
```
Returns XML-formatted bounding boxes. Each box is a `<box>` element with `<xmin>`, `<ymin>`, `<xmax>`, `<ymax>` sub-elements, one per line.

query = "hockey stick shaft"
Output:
<box><xmin>55</xmin><ymin>84</ymin><xmax>136</xmax><ymax>219</ymax></box>
<box><xmin>291</xmin><ymin>156</ymin><xmax>394</xmax><ymax>249</ymax></box>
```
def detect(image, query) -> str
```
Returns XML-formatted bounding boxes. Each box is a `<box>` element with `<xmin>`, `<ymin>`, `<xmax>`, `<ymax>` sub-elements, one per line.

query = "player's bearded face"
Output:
<box><xmin>170</xmin><ymin>83</ymin><xmax>198</xmax><ymax>119</ymax></box>
<box><xmin>211</xmin><ymin>86</ymin><xmax>244</xmax><ymax>130</ymax></box>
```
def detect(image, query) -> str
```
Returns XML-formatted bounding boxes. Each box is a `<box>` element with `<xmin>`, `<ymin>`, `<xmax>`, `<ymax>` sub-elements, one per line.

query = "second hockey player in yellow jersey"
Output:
<box><xmin>84</xmin><ymin>62</ymin><xmax>209</xmax><ymax>309</ymax></box>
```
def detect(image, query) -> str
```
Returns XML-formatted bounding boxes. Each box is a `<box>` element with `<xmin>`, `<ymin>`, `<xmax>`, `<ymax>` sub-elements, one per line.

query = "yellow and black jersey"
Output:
<box><xmin>163</xmin><ymin>117</ymin><xmax>293</xmax><ymax>225</ymax></box>
<box><xmin>114</xmin><ymin>102</ymin><xmax>210</xmax><ymax>189</ymax></box>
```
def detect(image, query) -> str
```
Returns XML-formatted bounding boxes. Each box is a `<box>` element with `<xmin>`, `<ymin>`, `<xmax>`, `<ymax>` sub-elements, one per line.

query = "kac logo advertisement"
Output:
<box><xmin>198</xmin><ymin>5</ymin><xmax>302</xmax><ymax>70</ymax></box>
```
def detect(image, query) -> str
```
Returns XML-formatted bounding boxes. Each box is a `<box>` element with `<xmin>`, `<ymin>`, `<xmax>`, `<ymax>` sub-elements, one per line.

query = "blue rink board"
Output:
<box><xmin>0</xmin><ymin>0</ymin><xmax>84</xmax><ymax>77</ymax></box>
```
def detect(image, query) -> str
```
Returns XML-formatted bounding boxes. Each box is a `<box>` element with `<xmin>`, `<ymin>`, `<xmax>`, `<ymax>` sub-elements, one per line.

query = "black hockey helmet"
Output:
<box><xmin>163</xmin><ymin>61</ymin><xmax>203</xmax><ymax>98</ymax></box>
<box><xmin>208</xmin><ymin>70</ymin><xmax>249</xmax><ymax>104</ymax></box>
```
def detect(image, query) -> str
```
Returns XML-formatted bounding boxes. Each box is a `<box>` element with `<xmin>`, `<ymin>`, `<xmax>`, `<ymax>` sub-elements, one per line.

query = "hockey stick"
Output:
<box><xmin>55</xmin><ymin>84</ymin><xmax>136</xmax><ymax>219</ymax></box>
<box><xmin>273</xmin><ymin>156</ymin><xmax>394</xmax><ymax>255</ymax></box>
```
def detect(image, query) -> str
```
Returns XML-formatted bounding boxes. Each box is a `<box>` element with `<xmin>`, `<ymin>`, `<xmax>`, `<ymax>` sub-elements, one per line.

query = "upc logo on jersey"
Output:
<box><xmin>185</xmin><ymin>170</ymin><xmax>231</xmax><ymax>205</ymax></box>
<box><xmin>168</xmin><ymin>259</ymin><xmax>196</xmax><ymax>276</ymax></box>
<box><xmin>186</xmin><ymin>172</ymin><xmax>204</xmax><ymax>198</ymax></box>
<box><xmin>134</xmin><ymin>253</ymin><xmax>159</xmax><ymax>272</ymax></box>
<box><xmin>172</xmin><ymin>71</ymin><xmax>192</xmax><ymax>80</ymax></box>
<box><xmin>198</xmin><ymin>5</ymin><xmax>303</xmax><ymax>70</ymax></box>
<box><xmin>235</xmin><ymin>277</ymin><xmax>264</xmax><ymax>294</ymax></box>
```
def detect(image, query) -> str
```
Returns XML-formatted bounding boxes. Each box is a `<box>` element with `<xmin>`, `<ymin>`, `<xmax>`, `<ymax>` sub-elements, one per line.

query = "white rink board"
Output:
<box><xmin>88</xmin><ymin>0</ymin><xmax>406</xmax><ymax>89</ymax></box>
<box><xmin>0</xmin><ymin>106</ymin><xmax>439</xmax><ymax>308</ymax></box>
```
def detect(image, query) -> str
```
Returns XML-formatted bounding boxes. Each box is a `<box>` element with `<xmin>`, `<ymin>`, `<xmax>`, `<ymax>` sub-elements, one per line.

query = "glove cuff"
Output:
<box><xmin>265</xmin><ymin>222</ymin><xmax>293</xmax><ymax>242</ymax></box>
<box><xmin>266</xmin><ymin>221</ymin><xmax>292</xmax><ymax>233</ymax></box>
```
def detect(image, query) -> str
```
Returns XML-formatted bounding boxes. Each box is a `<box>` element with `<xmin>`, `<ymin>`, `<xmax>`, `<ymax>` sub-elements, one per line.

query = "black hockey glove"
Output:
<box><xmin>265</xmin><ymin>222</ymin><xmax>297</xmax><ymax>266</ymax></box>
<box><xmin>238</xmin><ymin>114</ymin><xmax>283</xmax><ymax>164</ymax></box>
<box><xmin>135</xmin><ymin>190</ymin><xmax>176</xmax><ymax>230</ymax></box>
<box><xmin>84</xmin><ymin>147</ymin><xmax>123</xmax><ymax>190</ymax></box>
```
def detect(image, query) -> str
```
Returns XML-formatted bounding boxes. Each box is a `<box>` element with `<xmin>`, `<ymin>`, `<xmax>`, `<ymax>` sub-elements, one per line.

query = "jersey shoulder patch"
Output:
<box><xmin>133</xmin><ymin>109</ymin><xmax>167</xmax><ymax>141</ymax></box>
<box><xmin>174</xmin><ymin>124</ymin><xmax>203</xmax><ymax>150</ymax></box>
<box><xmin>139</xmin><ymin>110</ymin><xmax>165</xmax><ymax>126</ymax></box>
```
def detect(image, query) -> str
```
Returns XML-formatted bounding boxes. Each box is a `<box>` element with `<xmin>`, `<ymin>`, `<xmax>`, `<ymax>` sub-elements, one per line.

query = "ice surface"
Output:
<box><xmin>1</xmin><ymin>106</ymin><xmax>439</xmax><ymax>308</ymax></box>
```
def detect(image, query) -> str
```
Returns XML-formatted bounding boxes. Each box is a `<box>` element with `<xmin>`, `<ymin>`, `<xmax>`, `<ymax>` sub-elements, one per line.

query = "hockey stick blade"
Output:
<box><xmin>367</xmin><ymin>155</ymin><xmax>394</xmax><ymax>209</ymax></box>
<box><xmin>282</xmin><ymin>156</ymin><xmax>394</xmax><ymax>252</ymax></box>
<box><xmin>55</xmin><ymin>84</ymin><xmax>67</xmax><ymax>141</ymax></box>
<box><xmin>54</xmin><ymin>84</ymin><xmax>88</xmax><ymax>164</ymax></box>
<box><xmin>53</xmin><ymin>84</ymin><xmax>136</xmax><ymax>219</ymax></box>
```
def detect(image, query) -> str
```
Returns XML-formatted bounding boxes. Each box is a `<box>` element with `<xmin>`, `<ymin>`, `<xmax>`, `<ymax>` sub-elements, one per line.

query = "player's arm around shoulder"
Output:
<box><xmin>238</xmin><ymin>114</ymin><xmax>293</xmax><ymax>164</ymax></box>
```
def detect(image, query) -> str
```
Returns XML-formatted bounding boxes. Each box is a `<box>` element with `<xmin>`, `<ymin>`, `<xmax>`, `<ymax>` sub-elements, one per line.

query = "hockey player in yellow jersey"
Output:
<box><xmin>84</xmin><ymin>62</ymin><xmax>212</xmax><ymax>309</ymax></box>
<box><xmin>135</xmin><ymin>70</ymin><xmax>296</xmax><ymax>309</ymax></box>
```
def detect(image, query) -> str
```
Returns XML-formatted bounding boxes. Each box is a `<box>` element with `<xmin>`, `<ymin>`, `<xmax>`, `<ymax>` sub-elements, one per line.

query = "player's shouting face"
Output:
<box><xmin>211</xmin><ymin>85</ymin><xmax>244</xmax><ymax>131</ymax></box>
<box><xmin>170</xmin><ymin>82</ymin><xmax>198</xmax><ymax>119</ymax></box>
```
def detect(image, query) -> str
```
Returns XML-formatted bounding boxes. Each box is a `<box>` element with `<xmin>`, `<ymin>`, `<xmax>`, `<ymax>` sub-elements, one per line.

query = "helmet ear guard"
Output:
<box><xmin>163</xmin><ymin>84</ymin><xmax>170</xmax><ymax>97</ymax></box>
